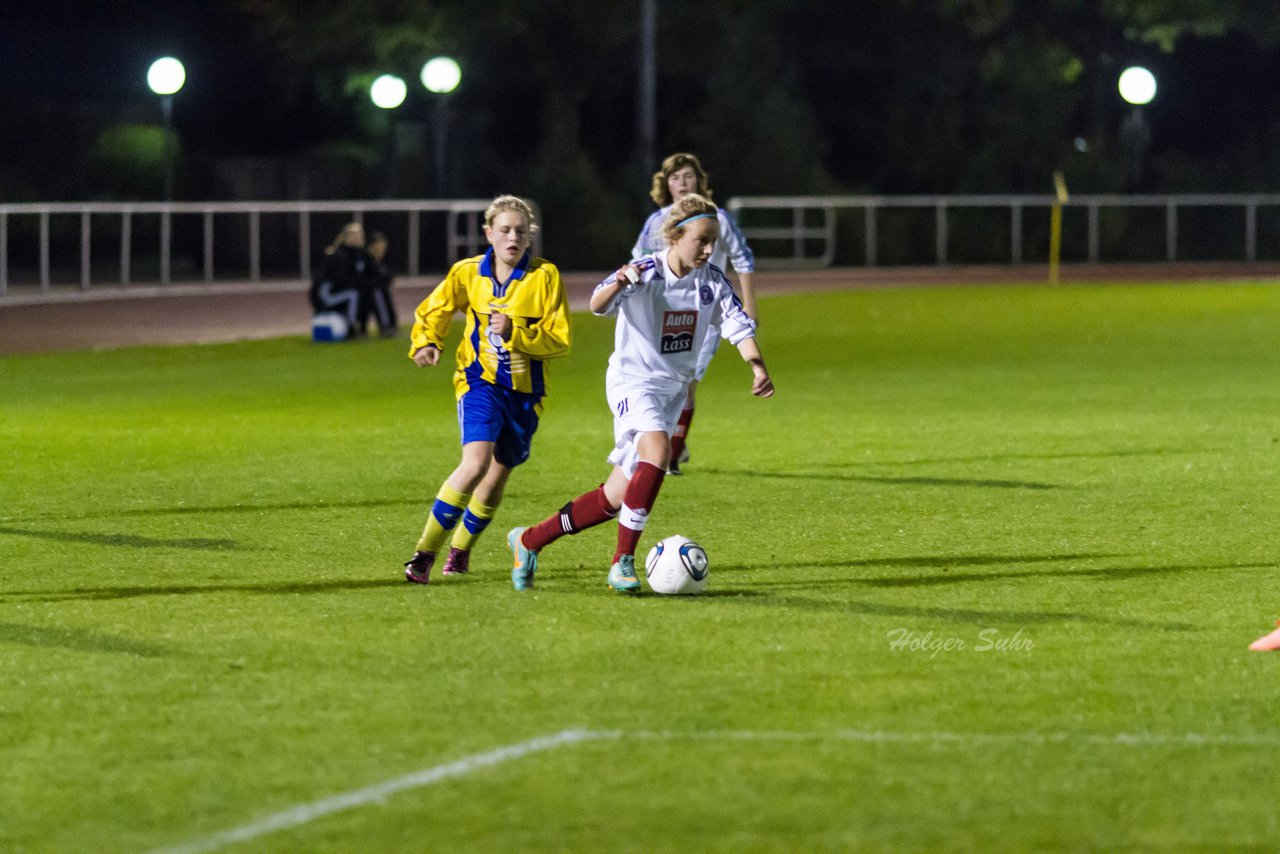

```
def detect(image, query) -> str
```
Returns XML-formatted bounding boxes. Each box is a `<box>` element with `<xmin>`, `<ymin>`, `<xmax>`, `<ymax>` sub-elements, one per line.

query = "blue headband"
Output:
<box><xmin>675</xmin><ymin>212</ymin><xmax>717</xmax><ymax>228</ymax></box>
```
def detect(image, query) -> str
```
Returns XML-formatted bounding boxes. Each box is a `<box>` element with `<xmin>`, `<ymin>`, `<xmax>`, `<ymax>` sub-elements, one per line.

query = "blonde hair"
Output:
<box><xmin>484</xmin><ymin>195</ymin><xmax>539</xmax><ymax>234</ymax></box>
<box><xmin>324</xmin><ymin>221</ymin><xmax>365</xmax><ymax>255</ymax></box>
<box><xmin>649</xmin><ymin>152</ymin><xmax>713</xmax><ymax>206</ymax></box>
<box><xmin>661</xmin><ymin>194</ymin><xmax>718</xmax><ymax>246</ymax></box>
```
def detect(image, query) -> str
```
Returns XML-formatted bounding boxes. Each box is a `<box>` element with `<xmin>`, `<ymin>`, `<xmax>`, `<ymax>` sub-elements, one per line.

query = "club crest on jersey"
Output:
<box><xmin>699</xmin><ymin>284</ymin><xmax>714</xmax><ymax>305</ymax></box>
<box><xmin>660</xmin><ymin>310</ymin><xmax>697</xmax><ymax>354</ymax></box>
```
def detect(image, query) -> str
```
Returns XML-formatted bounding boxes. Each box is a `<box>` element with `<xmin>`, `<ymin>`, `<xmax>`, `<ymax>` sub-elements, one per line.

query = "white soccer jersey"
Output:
<box><xmin>631</xmin><ymin>207</ymin><xmax>756</xmax><ymax>275</ymax></box>
<box><xmin>593</xmin><ymin>250</ymin><xmax>757</xmax><ymax>395</ymax></box>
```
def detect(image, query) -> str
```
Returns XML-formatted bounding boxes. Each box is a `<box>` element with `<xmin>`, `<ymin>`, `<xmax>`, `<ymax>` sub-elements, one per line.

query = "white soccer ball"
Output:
<box><xmin>644</xmin><ymin>535</ymin><xmax>709</xmax><ymax>595</ymax></box>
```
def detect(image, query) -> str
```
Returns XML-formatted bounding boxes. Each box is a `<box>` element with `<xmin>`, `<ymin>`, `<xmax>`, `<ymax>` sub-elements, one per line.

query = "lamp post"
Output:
<box><xmin>1118</xmin><ymin>66</ymin><xmax>1156</xmax><ymax>190</ymax></box>
<box><xmin>420</xmin><ymin>57</ymin><xmax>461</xmax><ymax>197</ymax></box>
<box><xmin>370</xmin><ymin>74</ymin><xmax>408</xmax><ymax>197</ymax></box>
<box><xmin>146</xmin><ymin>57</ymin><xmax>186</xmax><ymax>202</ymax></box>
<box><xmin>638</xmin><ymin>0</ymin><xmax>656</xmax><ymax>177</ymax></box>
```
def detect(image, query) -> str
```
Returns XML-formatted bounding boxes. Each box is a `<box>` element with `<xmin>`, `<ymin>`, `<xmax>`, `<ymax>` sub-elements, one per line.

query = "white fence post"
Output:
<box><xmin>1011</xmin><ymin>203</ymin><xmax>1023</xmax><ymax>264</ymax></box>
<box><xmin>249</xmin><ymin>210</ymin><xmax>261</xmax><ymax>281</ymax></box>
<box><xmin>160</xmin><ymin>209</ymin><xmax>171</xmax><ymax>284</ymax></box>
<box><xmin>1246</xmin><ymin>203</ymin><xmax>1257</xmax><ymax>262</ymax></box>
<box><xmin>0</xmin><ymin>212</ymin><xmax>7</xmax><ymax>297</ymax></box>
<box><xmin>203</xmin><ymin>211</ymin><xmax>215</xmax><ymax>283</ymax></box>
<box><xmin>865</xmin><ymin>203</ymin><xmax>877</xmax><ymax>267</ymax></box>
<box><xmin>80</xmin><ymin>211</ymin><xmax>91</xmax><ymax>290</ymax></box>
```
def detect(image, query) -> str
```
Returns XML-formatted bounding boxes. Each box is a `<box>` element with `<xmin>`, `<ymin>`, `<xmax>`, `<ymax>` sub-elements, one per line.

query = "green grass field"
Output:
<box><xmin>3</xmin><ymin>281</ymin><xmax>1279</xmax><ymax>852</ymax></box>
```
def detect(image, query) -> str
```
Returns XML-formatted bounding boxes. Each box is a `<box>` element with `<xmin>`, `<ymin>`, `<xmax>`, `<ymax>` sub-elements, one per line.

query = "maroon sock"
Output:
<box><xmin>613</xmin><ymin>462</ymin><xmax>666</xmax><ymax>562</ymax></box>
<box><xmin>670</xmin><ymin>407</ymin><xmax>694</xmax><ymax>459</ymax></box>
<box><xmin>522</xmin><ymin>485</ymin><xmax>617</xmax><ymax>552</ymax></box>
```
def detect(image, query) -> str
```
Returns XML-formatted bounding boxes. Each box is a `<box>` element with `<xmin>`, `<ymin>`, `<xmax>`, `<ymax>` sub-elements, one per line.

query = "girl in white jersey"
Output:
<box><xmin>507</xmin><ymin>194</ymin><xmax>774</xmax><ymax>593</ymax></box>
<box><xmin>631</xmin><ymin>153</ymin><xmax>757</xmax><ymax>474</ymax></box>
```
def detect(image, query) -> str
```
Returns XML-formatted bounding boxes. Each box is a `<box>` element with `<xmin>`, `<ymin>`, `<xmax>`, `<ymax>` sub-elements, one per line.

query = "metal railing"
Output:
<box><xmin>725</xmin><ymin>193</ymin><xmax>1280</xmax><ymax>267</ymax></box>
<box><xmin>6</xmin><ymin>194</ymin><xmax>1279</xmax><ymax>298</ymax></box>
<box><xmin>0</xmin><ymin>199</ymin><xmax>543</xmax><ymax>298</ymax></box>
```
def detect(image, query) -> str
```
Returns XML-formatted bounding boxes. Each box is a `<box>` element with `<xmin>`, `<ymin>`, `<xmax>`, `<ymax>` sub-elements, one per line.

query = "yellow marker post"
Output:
<box><xmin>1049</xmin><ymin>171</ymin><xmax>1069</xmax><ymax>284</ymax></box>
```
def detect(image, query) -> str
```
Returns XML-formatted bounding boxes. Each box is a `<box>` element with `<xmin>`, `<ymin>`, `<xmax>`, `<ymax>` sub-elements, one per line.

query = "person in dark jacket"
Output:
<box><xmin>309</xmin><ymin>222</ymin><xmax>367</xmax><ymax>337</ymax></box>
<box><xmin>356</xmin><ymin>231</ymin><xmax>399</xmax><ymax>338</ymax></box>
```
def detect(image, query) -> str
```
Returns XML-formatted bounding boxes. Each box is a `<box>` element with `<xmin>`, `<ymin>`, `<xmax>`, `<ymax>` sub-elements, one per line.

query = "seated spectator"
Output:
<box><xmin>309</xmin><ymin>222</ymin><xmax>367</xmax><ymax>339</ymax></box>
<box><xmin>357</xmin><ymin>231</ymin><xmax>399</xmax><ymax>338</ymax></box>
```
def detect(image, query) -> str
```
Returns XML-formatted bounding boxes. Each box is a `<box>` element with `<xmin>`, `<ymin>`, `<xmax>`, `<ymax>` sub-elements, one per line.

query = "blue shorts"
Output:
<box><xmin>458</xmin><ymin>383</ymin><xmax>541</xmax><ymax>467</ymax></box>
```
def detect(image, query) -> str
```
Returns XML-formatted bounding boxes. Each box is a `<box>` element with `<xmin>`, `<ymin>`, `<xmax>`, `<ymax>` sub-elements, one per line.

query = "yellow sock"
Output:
<box><xmin>451</xmin><ymin>498</ymin><xmax>499</xmax><ymax>552</ymax></box>
<box><xmin>415</xmin><ymin>483</ymin><xmax>471</xmax><ymax>553</ymax></box>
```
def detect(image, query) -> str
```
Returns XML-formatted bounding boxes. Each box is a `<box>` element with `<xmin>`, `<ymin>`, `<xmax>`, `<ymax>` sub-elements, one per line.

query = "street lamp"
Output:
<box><xmin>1118</xmin><ymin>66</ymin><xmax>1156</xmax><ymax>189</ymax></box>
<box><xmin>1118</xmin><ymin>66</ymin><xmax>1157</xmax><ymax>107</ymax></box>
<box><xmin>370</xmin><ymin>74</ymin><xmax>408</xmax><ymax>110</ymax></box>
<box><xmin>420</xmin><ymin>57</ymin><xmax>461</xmax><ymax>197</ymax></box>
<box><xmin>146</xmin><ymin>56</ymin><xmax>185</xmax><ymax>202</ymax></box>
<box><xmin>370</xmin><ymin>75</ymin><xmax>408</xmax><ymax>196</ymax></box>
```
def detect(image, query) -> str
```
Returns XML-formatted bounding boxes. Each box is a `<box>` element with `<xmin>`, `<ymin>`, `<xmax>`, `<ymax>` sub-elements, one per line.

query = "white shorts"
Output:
<box><xmin>605</xmin><ymin>376</ymin><xmax>688</xmax><ymax>477</ymax></box>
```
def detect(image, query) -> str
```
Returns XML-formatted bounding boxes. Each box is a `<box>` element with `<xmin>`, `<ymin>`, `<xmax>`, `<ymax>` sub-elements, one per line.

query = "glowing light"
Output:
<box><xmin>147</xmin><ymin>57</ymin><xmax>186</xmax><ymax>96</ymax></box>
<box><xmin>370</xmin><ymin>74</ymin><xmax>408</xmax><ymax>109</ymax></box>
<box><xmin>1118</xmin><ymin>67</ymin><xmax>1156</xmax><ymax>106</ymax></box>
<box><xmin>420</xmin><ymin>57</ymin><xmax>461</xmax><ymax>94</ymax></box>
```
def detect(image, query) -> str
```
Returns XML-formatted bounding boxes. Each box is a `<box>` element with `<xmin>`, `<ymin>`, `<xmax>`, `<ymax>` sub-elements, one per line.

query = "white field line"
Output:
<box><xmin>151</xmin><ymin>726</ymin><xmax>1278</xmax><ymax>853</ymax></box>
<box><xmin>648</xmin><ymin>729</ymin><xmax>1280</xmax><ymax>748</ymax></box>
<box><xmin>149</xmin><ymin>728</ymin><xmax>616</xmax><ymax>854</ymax></box>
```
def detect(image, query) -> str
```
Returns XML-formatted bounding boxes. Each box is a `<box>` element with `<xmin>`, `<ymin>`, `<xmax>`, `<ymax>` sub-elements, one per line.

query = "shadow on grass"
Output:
<box><xmin>727</xmin><ymin>554</ymin><xmax>1273</xmax><ymax>589</ymax></box>
<box><xmin>0</xmin><ymin>621</ymin><xmax>169</xmax><ymax>657</ymax></box>
<box><xmin>749</xmin><ymin>553</ymin><xmax>1118</xmax><ymax>570</ymax></box>
<box><xmin>854</xmin><ymin>447</ymin><xmax>1218</xmax><ymax>467</ymax></box>
<box><xmin>855</xmin><ymin>562</ymin><xmax>1276</xmax><ymax>588</ymax></box>
<box><xmin>737</xmin><ymin>595</ymin><xmax>1194</xmax><ymax>631</ymax></box>
<box><xmin>697</xmin><ymin>468</ymin><xmax>1061</xmax><ymax>490</ymax></box>
<box><xmin>2</xmin><ymin>497</ymin><xmax>423</xmax><ymax>523</ymax></box>
<box><xmin>0</xmin><ymin>525</ymin><xmax>243</xmax><ymax>550</ymax></box>
<box><xmin>710</xmin><ymin>553</ymin><xmax>1277</xmax><ymax>630</ymax></box>
<box><xmin>2</xmin><ymin>577</ymin><xmax>403</xmax><ymax>604</ymax></box>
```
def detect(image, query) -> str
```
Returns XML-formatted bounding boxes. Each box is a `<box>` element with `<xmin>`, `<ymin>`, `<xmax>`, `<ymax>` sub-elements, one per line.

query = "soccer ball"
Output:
<box><xmin>644</xmin><ymin>535</ymin><xmax>709</xmax><ymax>595</ymax></box>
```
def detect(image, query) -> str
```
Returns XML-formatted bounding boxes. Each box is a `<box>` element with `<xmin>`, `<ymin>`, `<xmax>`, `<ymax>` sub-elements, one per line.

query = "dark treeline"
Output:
<box><xmin>5</xmin><ymin>1</ymin><xmax>1280</xmax><ymax>267</ymax></box>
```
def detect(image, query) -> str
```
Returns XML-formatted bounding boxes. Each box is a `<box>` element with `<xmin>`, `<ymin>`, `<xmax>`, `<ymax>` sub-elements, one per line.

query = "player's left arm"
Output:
<box><xmin>715</xmin><ymin>275</ymin><xmax>771</xmax><ymax>397</ymax></box>
<box><xmin>735</xmin><ymin>336</ymin><xmax>774</xmax><ymax>398</ymax></box>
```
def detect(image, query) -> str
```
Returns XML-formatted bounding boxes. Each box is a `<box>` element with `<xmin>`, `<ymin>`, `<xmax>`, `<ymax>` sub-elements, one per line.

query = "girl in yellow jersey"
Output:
<box><xmin>403</xmin><ymin>196</ymin><xmax>571</xmax><ymax>583</ymax></box>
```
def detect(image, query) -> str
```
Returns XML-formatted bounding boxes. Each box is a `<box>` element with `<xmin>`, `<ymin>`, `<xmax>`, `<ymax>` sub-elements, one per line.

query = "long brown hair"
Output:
<box><xmin>649</xmin><ymin>152</ymin><xmax>713</xmax><ymax>206</ymax></box>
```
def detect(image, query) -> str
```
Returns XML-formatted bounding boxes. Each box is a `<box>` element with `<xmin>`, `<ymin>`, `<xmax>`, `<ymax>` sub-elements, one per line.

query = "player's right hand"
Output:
<box><xmin>413</xmin><ymin>345</ymin><xmax>441</xmax><ymax>367</ymax></box>
<box><xmin>615</xmin><ymin>264</ymin><xmax>640</xmax><ymax>285</ymax></box>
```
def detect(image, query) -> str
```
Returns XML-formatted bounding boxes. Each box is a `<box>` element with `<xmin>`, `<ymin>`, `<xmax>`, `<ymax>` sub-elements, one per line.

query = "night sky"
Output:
<box><xmin>3</xmin><ymin>2</ymin><xmax>302</xmax><ymax>155</ymax></box>
<box><xmin>5</xmin><ymin>3</ymin><xmax>1279</xmax><ymax>199</ymax></box>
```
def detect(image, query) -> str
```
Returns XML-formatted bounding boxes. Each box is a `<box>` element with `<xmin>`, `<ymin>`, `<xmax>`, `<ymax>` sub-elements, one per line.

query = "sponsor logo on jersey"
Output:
<box><xmin>660</xmin><ymin>310</ymin><xmax>697</xmax><ymax>354</ymax></box>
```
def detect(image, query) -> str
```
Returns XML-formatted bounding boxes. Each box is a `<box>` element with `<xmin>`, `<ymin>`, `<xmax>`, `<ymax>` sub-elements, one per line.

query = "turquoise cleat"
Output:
<box><xmin>607</xmin><ymin>554</ymin><xmax>642</xmax><ymax>593</ymax></box>
<box><xmin>507</xmin><ymin>527</ymin><xmax>538</xmax><ymax>591</ymax></box>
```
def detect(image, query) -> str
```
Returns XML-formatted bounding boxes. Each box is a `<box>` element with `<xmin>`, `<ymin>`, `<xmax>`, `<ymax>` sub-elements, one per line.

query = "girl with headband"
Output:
<box><xmin>507</xmin><ymin>193</ymin><xmax>773</xmax><ymax>593</ymax></box>
<box><xmin>630</xmin><ymin>152</ymin><xmax>758</xmax><ymax>474</ymax></box>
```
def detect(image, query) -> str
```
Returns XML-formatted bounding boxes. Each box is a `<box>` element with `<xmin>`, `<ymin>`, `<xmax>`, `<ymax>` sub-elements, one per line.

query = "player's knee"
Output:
<box><xmin>453</xmin><ymin>456</ymin><xmax>491</xmax><ymax>489</ymax></box>
<box><xmin>636</xmin><ymin>431</ymin><xmax>671</xmax><ymax>468</ymax></box>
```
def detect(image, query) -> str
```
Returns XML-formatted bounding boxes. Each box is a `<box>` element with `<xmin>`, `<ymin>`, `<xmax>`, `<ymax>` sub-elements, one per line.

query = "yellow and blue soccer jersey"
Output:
<box><xmin>409</xmin><ymin>250</ymin><xmax>571</xmax><ymax>404</ymax></box>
